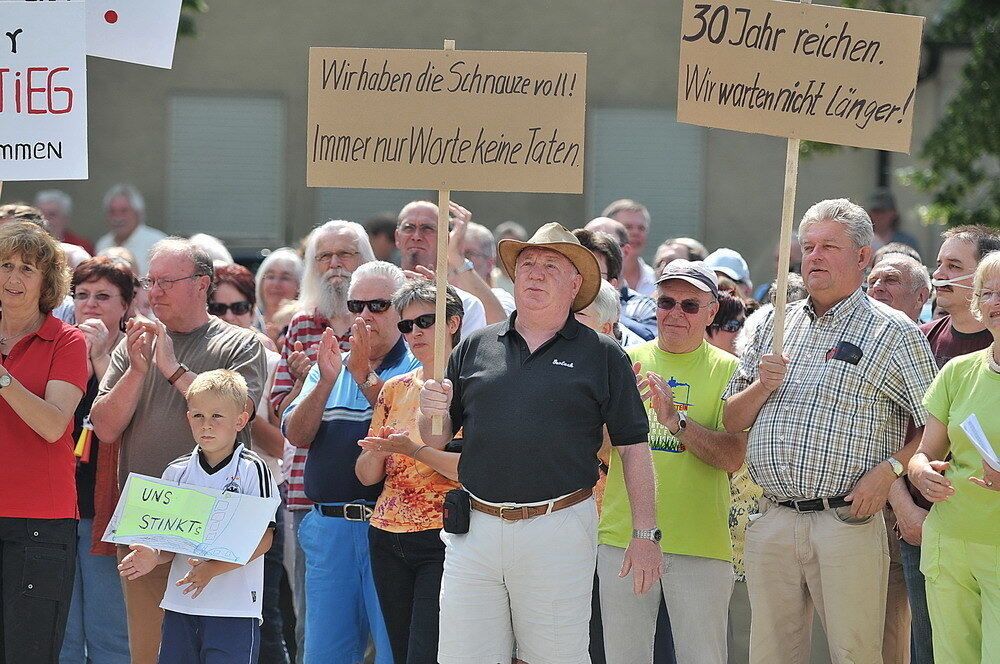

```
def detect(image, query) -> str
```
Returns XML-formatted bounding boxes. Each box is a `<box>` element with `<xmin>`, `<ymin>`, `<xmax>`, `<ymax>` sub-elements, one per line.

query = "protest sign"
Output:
<box><xmin>677</xmin><ymin>0</ymin><xmax>924</xmax><ymax>153</ymax></box>
<box><xmin>85</xmin><ymin>0</ymin><xmax>183</xmax><ymax>69</ymax></box>
<box><xmin>0</xmin><ymin>0</ymin><xmax>88</xmax><ymax>180</ymax></box>
<box><xmin>306</xmin><ymin>46</ymin><xmax>587</xmax><ymax>193</ymax></box>
<box><xmin>103</xmin><ymin>474</ymin><xmax>280</xmax><ymax>565</ymax></box>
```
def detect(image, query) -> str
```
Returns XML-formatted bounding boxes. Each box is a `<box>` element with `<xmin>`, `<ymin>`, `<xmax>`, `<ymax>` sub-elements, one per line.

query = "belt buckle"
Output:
<box><xmin>498</xmin><ymin>505</ymin><xmax>525</xmax><ymax>520</ymax></box>
<box><xmin>343</xmin><ymin>503</ymin><xmax>370</xmax><ymax>521</ymax></box>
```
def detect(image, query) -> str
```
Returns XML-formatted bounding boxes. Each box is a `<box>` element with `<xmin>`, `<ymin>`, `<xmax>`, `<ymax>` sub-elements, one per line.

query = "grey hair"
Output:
<box><xmin>189</xmin><ymin>233</ymin><xmax>233</xmax><ymax>265</ymax></box>
<box><xmin>495</xmin><ymin>221</ymin><xmax>527</xmax><ymax>241</ymax></box>
<box><xmin>464</xmin><ymin>222</ymin><xmax>496</xmax><ymax>259</ymax></box>
<box><xmin>102</xmin><ymin>183</ymin><xmax>146</xmax><ymax>223</ymax></box>
<box><xmin>601</xmin><ymin>198</ymin><xmax>650</xmax><ymax>227</ymax></box>
<box><xmin>798</xmin><ymin>198</ymin><xmax>874</xmax><ymax>249</ymax></box>
<box><xmin>873</xmin><ymin>254</ymin><xmax>931</xmax><ymax>293</ymax></box>
<box><xmin>148</xmin><ymin>236</ymin><xmax>215</xmax><ymax>298</ymax></box>
<box><xmin>349</xmin><ymin>260</ymin><xmax>405</xmax><ymax>292</ymax></box>
<box><xmin>766</xmin><ymin>272</ymin><xmax>808</xmax><ymax>305</ymax></box>
<box><xmin>665</xmin><ymin>237</ymin><xmax>708</xmax><ymax>261</ymax></box>
<box><xmin>300</xmin><ymin>220</ymin><xmax>375</xmax><ymax>309</ymax></box>
<box><xmin>255</xmin><ymin>247</ymin><xmax>303</xmax><ymax>309</ymax></box>
<box><xmin>35</xmin><ymin>189</ymin><xmax>72</xmax><ymax>216</ymax></box>
<box><xmin>391</xmin><ymin>279</ymin><xmax>465</xmax><ymax>346</ymax></box>
<box><xmin>590</xmin><ymin>280</ymin><xmax>622</xmax><ymax>328</ymax></box>
<box><xmin>971</xmin><ymin>251</ymin><xmax>1000</xmax><ymax>323</ymax></box>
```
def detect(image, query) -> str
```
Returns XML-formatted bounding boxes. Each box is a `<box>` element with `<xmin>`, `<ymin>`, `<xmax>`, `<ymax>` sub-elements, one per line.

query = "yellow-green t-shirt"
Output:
<box><xmin>923</xmin><ymin>348</ymin><xmax>1000</xmax><ymax>546</ymax></box>
<box><xmin>599</xmin><ymin>340</ymin><xmax>737</xmax><ymax>561</ymax></box>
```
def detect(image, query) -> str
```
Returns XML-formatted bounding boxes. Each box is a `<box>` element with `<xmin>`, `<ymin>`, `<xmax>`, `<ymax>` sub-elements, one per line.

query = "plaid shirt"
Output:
<box><xmin>722</xmin><ymin>288</ymin><xmax>936</xmax><ymax>499</ymax></box>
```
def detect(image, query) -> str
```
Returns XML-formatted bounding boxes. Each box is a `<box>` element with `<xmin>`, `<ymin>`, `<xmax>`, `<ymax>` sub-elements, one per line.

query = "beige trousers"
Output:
<box><xmin>746</xmin><ymin>499</ymin><xmax>889</xmax><ymax>664</ymax></box>
<box><xmin>882</xmin><ymin>509</ymin><xmax>911</xmax><ymax>664</ymax></box>
<box><xmin>117</xmin><ymin>544</ymin><xmax>170</xmax><ymax>664</ymax></box>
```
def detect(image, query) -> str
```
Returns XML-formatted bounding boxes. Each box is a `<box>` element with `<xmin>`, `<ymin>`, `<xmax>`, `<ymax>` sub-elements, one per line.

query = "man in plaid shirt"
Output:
<box><xmin>722</xmin><ymin>199</ymin><xmax>936</xmax><ymax>664</ymax></box>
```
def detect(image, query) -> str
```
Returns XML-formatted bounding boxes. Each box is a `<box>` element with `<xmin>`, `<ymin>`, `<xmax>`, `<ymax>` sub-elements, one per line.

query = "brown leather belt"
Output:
<box><xmin>471</xmin><ymin>487</ymin><xmax>593</xmax><ymax>521</ymax></box>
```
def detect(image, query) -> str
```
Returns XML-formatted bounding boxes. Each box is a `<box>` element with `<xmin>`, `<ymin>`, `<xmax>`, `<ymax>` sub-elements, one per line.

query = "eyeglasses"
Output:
<box><xmin>716</xmin><ymin>318</ymin><xmax>744</xmax><ymax>333</ymax></box>
<box><xmin>314</xmin><ymin>250</ymin><xmax>360</xmax><ymax>265</ymax></box>
<box><xmin>208</xmin><ymin>301</ymin><xmax>253</xmax><ymax>316</ymax></box>
<box><xmin>397</xmin><ymin>223</ymin><xmax>441</xmax><ymax>237</ymax></box>
<box><xmin>138</xmin><ymin>274</ymin><xmax>204</xmax><ymax>291</ymax></box>
<box><xmin>347</xmin><ymin>299</ymin><xmax>392</xmax><ymax>314</ymax></box>
<box><xmin>976</xmin><ymin>290</ymin><xmax>1000</xmax><ymax>302</ymax></box>
<box><xmin>656</xmin><ymin>296</ymin><xmax>716</xmax><ymax>314</ymax></box>
<box><xmin>72</xmin><ymin>291</ymin><xmax>116</xmax><ymax>302</ymax></box>
<box><xmin>397</xmin><ymin>313</ymin><xmax>436</xmax><ymax>334</ymax></box>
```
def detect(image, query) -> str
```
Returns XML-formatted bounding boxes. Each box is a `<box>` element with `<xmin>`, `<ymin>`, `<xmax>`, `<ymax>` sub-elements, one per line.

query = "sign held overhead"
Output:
<box><xmin>307</xmin><ymin>47</ymin><xmax>587</xmax><ymax>193</ymax></box>
<box><xmin>677</xmin><ymin>0</ymin><xmax>924</xmax><ymax>153</ymax></box>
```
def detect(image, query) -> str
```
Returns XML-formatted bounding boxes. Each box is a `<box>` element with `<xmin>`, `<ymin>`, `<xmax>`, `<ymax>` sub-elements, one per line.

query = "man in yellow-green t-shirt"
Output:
<box><xmin>598</xmin><ymin>261</ymin><xmax>745</xmax><ymax>664</ymax></box>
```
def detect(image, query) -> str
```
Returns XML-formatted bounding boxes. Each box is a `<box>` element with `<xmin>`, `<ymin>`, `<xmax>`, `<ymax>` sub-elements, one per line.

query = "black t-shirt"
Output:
<box><xmin>920</xmin><ymin>315</ymin><xmax>993</xmax><ymax>369</ymax></box>
<box><xmin>447</xmin><ymin>313</ymin><xmax>648</xmax><ymax>503</ymax></box>
<box><xmin>73</xmin><ymin>376</ymin><xmax>100</xmax><ymax>519</ymax></box>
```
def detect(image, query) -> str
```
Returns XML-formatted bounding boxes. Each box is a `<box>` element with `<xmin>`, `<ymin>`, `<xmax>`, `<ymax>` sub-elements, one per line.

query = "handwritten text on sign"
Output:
<box><xmin>677</xmin><ymin>0</ymin><xmax>924</xmax><ymax>153</ymax></box>
<box><xmin>307</xmin><ymin>48</ymin><xmax>587</xmax><ymax>193</ymax></box>
<box><xmin>0</xmin><ymin>0</ymin><xmax>88</xmax><ymax>179</ymax></box>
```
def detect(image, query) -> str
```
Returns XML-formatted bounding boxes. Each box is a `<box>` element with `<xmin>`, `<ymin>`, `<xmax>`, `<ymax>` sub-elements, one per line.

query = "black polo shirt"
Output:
<box><xmin>447</xmin><ymin>312</ymin><xmax>648</xmax><ymax>503</ymax></box>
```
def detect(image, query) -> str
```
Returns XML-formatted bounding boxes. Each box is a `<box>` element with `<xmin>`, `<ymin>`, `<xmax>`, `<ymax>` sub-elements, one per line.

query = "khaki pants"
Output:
<box><xmin>116</xmin><ymin>544</ymin><xmax>170</xmax><ymax>664</ymax></box>
<box><xmin>883</xmin><ymin>509</ymin><xmax>911</xmax><ymax>664</ymax></box>
<box><xmin>746</xmin><ymin>499</ymin><xmax>889</xmax><ymax>664</ymax></box>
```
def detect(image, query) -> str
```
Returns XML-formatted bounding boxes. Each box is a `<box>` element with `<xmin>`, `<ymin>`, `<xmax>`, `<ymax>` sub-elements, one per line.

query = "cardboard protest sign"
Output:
<box><xmin>677</xmin><ymin>0</ymin><xmax>924</xmax><ymax>153</ymax></box>
<box><xmin>103</xmin><ymin>474</ymin><xmax>280</xmax><ymax>565</ymax></box>
<box><xmin>0</xmin><ymin>0</ymin><xmax>88</xmax><ymax>180</ymax></box>
<box><xmin>86</xmin><ymin>0</ymin><xmax>183</xmax><ymax>69</ymax></box>
<box><xmin>307</xmin><ymin>47</ymin><xmax>587</xmax><ymax>193</ymax></box>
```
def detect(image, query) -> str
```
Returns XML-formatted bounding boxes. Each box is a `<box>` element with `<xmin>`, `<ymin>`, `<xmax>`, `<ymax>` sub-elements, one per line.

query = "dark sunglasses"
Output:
<box><xmin>397</xmin><ymin>313</ymin><xmax>436</xmax><ymax>334</ymax></box>
<box><xmin>208</xmin><ymin>301</ymin><xmax>253</xmax><ymax>316</ymax></box>
<box><xmin>347</xmin><ymin>299</ymin><xmax>392</xmax><ymax>314</ymax></box>
<box><xmin>656</xmin><ymin>296</ymin><xmax>716</xmax><ymax>314</ymax></box>
<box><xmin>717</xmin><ymin>318</ymin><xmax>744</xmax><ymax>333</ymax></box>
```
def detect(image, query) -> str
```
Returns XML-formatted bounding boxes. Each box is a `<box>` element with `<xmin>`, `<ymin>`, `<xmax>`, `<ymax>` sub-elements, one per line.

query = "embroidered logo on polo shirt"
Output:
<box><xmin>552</xmin><ymin>359</ymin><xmax>574</xmax><ymax>368</ymax></box>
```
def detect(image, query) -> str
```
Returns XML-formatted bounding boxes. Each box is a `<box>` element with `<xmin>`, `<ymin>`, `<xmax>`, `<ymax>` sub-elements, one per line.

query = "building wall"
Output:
<box><xmin>5</xmin><ymin>0</ymin><xmax>956</xmax><ymax>283</ymax></box>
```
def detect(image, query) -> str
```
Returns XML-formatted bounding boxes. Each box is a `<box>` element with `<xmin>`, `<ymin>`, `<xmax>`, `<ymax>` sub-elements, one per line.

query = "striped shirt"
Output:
<box><xmin>722</xmin><ymin>288</ymin><xmax>936</xmax><ymax>499</ymax></box>
<box><xmin>269</xmin><ymin>308</ymin><xmax>351</xmax><ymax>510</ymax></box>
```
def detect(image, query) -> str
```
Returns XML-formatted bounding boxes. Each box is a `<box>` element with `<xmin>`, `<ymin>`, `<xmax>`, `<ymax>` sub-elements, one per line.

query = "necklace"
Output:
<box><xmin>0</xmin><ymin>316</ymin><xmax>42</xmax><ymax>349</ymax></box>
<box><xmin>989</xmin><ymin>343</ymin><xmax>1000</xmax><ymax>374</ymax></box>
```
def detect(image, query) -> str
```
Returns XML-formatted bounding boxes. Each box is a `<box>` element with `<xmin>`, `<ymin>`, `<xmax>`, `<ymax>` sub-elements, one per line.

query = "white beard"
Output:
<box><xmin>316</xmin><ymin>276</ymin><xmax>349</xmax><ymax>320</ymax></box>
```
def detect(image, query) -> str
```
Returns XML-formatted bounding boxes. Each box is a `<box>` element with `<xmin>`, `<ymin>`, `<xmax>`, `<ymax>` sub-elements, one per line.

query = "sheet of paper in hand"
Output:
<box><xmin>102</xmin><ymin>473</ymin><xmax>280</xmax><ymax>565</ymax></box>
<box><xmin>959</xmin><ymin>413</ymin><xmax>1000</xmax><ymax>472</ymax></box>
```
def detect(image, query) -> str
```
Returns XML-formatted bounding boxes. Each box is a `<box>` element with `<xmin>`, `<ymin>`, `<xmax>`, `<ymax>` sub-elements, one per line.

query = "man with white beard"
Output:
<box><xmin>268</xmin><ymin>219</ymin><xmax>374</xmax><ymax>663</ymax></box>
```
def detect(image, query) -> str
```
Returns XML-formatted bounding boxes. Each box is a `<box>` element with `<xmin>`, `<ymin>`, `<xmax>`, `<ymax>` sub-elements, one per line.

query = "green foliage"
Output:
<box><xmin>802</xmin><ymin>1</ymin><xmax>1000</xmax><ymax>228</ymax></box>
<box><xmin>178</xmin><ymin>0</ymin><xmax>209</xmax><ymax>38</ymax></box>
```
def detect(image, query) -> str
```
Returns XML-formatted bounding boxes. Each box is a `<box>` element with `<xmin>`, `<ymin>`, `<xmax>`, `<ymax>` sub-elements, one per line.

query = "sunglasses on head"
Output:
<box><xmin>347</xmin><ymin>299</ymin><xmax>392</xmax><ymax>314</ymax></box>
<box><xmin>718</xmin><ymin>318</ymin><xmax>744</xmax><ymax>333</ymax></box>
<box><xmin>208</xmin><ymin>301</ymin><xmax>253</xmax><ymax>316</ymax></box>
<box><xmin>397</xmin><ymin>313</ymin><xmax>436</xmax><ymax>334</ymax></box>
<box><xmin>656</xmin><ymin>296</ymin><xmax>715</xmax><ymax>314</ymax></box>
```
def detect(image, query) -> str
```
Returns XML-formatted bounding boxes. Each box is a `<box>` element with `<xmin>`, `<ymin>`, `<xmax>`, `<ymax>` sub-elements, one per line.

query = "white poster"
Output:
<box><xmin>86</xmin><ymin>0</ymin><xmax>183</xmax><ymax>69</ymax></box>
<box><xmin>0</xmin><ymin>1</ymin><xmax>88</xmax><ymax>180</ymax></box>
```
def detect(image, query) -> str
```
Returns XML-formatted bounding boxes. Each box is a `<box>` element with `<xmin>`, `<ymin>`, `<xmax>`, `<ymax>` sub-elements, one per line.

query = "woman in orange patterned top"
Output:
<box><xmin>356</xmin><ymin>279</ymin><xmax>463</xmax><ymax>664</ymax></box>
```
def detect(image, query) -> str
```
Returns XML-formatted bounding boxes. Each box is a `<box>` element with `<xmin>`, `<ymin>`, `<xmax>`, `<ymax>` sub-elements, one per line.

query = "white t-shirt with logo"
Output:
<box><xmin>159</xmin><ymin>444</ymin><xmax>278</xmax><ymax>620</ymax></box>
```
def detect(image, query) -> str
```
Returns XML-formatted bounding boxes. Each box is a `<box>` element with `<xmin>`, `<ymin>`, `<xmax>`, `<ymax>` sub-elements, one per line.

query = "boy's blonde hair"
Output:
<box><xmin>186</xmin><ymin>369</ymin><xmax>248</xmax><ymax>412</ymax></box>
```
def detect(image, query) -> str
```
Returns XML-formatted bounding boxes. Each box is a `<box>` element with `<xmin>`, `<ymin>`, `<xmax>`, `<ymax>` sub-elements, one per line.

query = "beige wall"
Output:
<box><xmin>4</xmin><ymin>0</ymin><xmax>957</xmax><ymax>283</ymax></box>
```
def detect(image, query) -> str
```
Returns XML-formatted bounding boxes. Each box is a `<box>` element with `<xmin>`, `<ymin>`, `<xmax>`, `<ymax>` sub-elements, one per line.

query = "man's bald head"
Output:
<box><xmin>584</xmin><ymin>217</ymin><xmax>629</xmax><ymax>249</ymax></box>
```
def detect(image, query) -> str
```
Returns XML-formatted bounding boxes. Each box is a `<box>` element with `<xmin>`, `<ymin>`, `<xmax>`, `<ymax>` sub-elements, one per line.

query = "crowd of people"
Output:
<box><xmin>0</xmin><ymin>184</ymin><xmax>998</xmax><ymax>664</ymax></box>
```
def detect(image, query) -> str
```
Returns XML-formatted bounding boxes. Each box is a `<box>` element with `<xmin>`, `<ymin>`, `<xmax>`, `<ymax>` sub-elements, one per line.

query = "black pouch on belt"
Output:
<box><xmin>442</xmin><ymin>489</ymin><xmax>471</xmax><ymax>534</ymax></box>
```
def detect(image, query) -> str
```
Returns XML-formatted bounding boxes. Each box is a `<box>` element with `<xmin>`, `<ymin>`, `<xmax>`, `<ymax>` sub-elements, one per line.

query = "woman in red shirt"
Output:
<box><xmin>0</xmin><ymin>221</ymin><xmax>88</xmax><ymax>664</ymax></box>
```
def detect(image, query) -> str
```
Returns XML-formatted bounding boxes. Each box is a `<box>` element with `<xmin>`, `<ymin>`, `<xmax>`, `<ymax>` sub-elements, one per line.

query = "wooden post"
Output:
<box><xmin>432</xmin><ymin>39</ymin><xmax>456</xmax><ymax>435</ymax></box>
<box><xmin>770</xmin><ymin>139</ymin><xmax>800</xmax><ymax>355</ymax></box>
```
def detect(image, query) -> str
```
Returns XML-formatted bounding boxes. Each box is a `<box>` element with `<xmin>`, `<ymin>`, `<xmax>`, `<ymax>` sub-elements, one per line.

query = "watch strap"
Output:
<box><xmin>361</xmin><ymin>371</ymin><xmax>380</xmax><ymax>389</ymax></box>
<box><xmin>167</xmin><ymin>364</ymin><xmax>188</xmax><ymax>385</ymax></box>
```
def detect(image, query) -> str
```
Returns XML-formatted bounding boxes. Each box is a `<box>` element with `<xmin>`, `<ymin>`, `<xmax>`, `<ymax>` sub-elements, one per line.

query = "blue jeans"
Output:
<box><xmin>59</xmin><ymin>518</ymin><xmax>129</xmax><ymax>664</ymax></box>
<box><xmin>158</xmin><ymin>610</ymin><xmax>259</xmax><ymax>664</ymax></box>
<box><xmin>291</xmin><ymin>509</ymin><xmax>308</xmax><ymax>664</ymax></box>
<box><xmin>900</xmin><ymin>539</ymin><xmax>934</xmax><ymax>663</ymax></box>
<box><xmin>298</xmin><ymin>507</ymin><xmax>391</xmax><ymax>664</ymax></box>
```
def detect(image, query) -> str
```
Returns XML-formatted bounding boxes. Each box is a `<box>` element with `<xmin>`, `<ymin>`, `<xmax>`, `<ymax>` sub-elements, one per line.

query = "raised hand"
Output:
<box><xmin>288</xmin><ymin>341</ymin><xmax>313</xmax><ymax>383</ymax></box>
<box><xmin>420</xmin><ymin>379</ymin><xmax>453</xmax><ymax>419</ymax></box>
<box><xmin>316</xmin><ymin>328</ymin><xmax>343</xmax><ymax>384</ymax></box>
<box><xmin>125</xmin><ymin>318</ymin><xmax>153</xmax><ymax>374</ymax></box>
<box><xmin>347</xmin><ymin>317</ymin><xmax>374</xmax><ymax>382</ymax></box>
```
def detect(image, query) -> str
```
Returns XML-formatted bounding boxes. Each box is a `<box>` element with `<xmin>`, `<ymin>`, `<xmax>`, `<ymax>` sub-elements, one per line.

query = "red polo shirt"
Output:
<box><xmin>1</xmin><ymin>314</ymin><xmax>88</xmax><ymax>518</ymax></box>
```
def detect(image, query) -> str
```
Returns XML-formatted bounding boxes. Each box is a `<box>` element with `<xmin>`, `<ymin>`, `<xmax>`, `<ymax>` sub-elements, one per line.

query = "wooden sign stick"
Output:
<box><xmin>431</xmin><ymin>39</ymin><xmax>456</xmax><ymax>435</ymax></box>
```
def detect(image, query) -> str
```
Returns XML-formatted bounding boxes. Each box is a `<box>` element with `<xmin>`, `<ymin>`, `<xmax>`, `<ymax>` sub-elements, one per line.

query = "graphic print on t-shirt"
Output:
<box><xmin>648</xmin><ymin>376</ymin><xmax>690</xmax><ymax>454</ymax></box>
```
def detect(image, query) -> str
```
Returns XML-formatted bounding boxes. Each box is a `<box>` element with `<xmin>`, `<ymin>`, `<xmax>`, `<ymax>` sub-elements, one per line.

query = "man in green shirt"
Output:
<box><xmin>598</xmin><ymin>260</ymin><xmax>746</xmax><ymax>664</ymax></box>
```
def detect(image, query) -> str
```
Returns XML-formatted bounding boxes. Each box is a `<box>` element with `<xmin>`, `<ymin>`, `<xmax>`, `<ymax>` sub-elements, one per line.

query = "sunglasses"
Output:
<box><xmin>208</xmin><ymin>301</ymin><xmax>253</xmax><ymax>316</ymax></box>
<box><xmin>397</xmin><ymin>313</ymin><xmax>436</xmax><ymax>334</ymax></box>
<box><xmin>347</xmin><ymin>299</ymin><xmax>392</xmax><ymax>314</ymax></box>
<box><xmin>656</xmin><ymin>296</ymin><xmax>716</xmax><ymax>314</ymax></box>
<box><xmin>717</xmin><ymin>319</ymin><xmax>744</xmax><ymax>333</ymax></box>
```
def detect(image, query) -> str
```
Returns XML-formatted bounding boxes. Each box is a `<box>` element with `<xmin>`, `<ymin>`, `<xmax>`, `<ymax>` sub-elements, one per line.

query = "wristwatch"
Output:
<box><xmin>0</xmin><ymin>373</ymin><xmax>11</xmax><ymax>389</ymax></box>
<box><xmin>450</xmin><ymin>258</ymin><xmax>474</xmax><ymax>276</ymax></box>
<box><xmin>360</xmin><ymin>371</ymin><xmax>380</xmax><ymax>389</ymax></box>
<box><xmin>633</xmin><ymin>527</ymin><xmax>662</xmax><ymax>543</ymax></box>
<box><xmin>886</xmin><ymin>456</ymin><xmax>905</xmax><ymax>477</ymax></box>
<box><xmin>669</xmin><ymin>410</ymin><xmax>687</xmax><ymax>436</ymax></box>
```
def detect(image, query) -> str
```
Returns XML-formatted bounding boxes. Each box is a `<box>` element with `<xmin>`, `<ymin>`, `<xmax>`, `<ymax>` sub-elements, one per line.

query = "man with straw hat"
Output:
<box><xmin>418</xmin><ymin>222</ymin><xmax>660</xmax><ymax>664</ymax></box>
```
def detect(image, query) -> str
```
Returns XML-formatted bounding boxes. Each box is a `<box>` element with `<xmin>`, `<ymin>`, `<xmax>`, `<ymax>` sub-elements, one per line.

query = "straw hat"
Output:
<box><xmin>497</xmin><ymin>222</ymin><xmax>601</xmax><ymax>312</ymax></box>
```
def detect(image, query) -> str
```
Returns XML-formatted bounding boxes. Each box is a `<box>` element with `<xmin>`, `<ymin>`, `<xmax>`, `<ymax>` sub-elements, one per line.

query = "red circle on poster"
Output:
<box><xmin>104</xmin><ymin>10</ymin><xmax>119</xmax><ymax>24</ymax></box>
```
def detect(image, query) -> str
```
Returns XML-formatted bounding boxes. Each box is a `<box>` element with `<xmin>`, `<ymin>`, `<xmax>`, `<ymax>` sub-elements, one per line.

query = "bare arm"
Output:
<box><xmin>616</xmin><ymin>442</ymin><xmax>662</xmax><ymax>595</ymax></box>
<box><xmin>284</xmin><ymin>375</ymin><xmax>334</xmax><ymax>448</ymax></box>
<box><xmin>91</xmin><ymin>319</ymin><xmax>152</xmax><ymax>443</ymax></box>
<box><xmin>722</xmin><ymin>353</ymin><xmax>789</xmax><ymax>433</ymax></box>
<box><xmin>355</xmin><ymin>450</ymin><xmax>389</xmax><ymax>486</ymax></box>
<box><xmin>679</xmin><ymin>424</ymin><xmax>747</xmax><ymax>474</ymax></box>
<box><xmin>0</xmin><ymin>375</ymin><xmax>83</xmax><ymax>443</ymax></box>
<box><xmin>252</xmin><ymin>416</ymin><xmax>287</xmax><ymax>459</ymax></box>
<box><xmin>908</xmin><ymin>415</ymin><xmax>955</xmax><ymax>503</ymax></box>
<box><xmin>358</xmin><ymin>430</ymin><xmax>460</xmax><ymax>481</ymax></box>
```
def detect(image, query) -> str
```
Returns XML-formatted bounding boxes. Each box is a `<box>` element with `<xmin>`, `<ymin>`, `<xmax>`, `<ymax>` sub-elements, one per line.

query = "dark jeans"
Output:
<box><xmin>368</xmin><ymin>526</ymin><xmax>445</xmax><ymax>664</ymax></box>
<box><xmin>0</xmin><ymin>516</ymin><xmax>77</xmax><ymax>664</ymax></box>
<box><xmin>900</xmin><ymin>539</ymin><xmax>934</xmax><ymax>664</ymax></box>
<box><xmin>261</xmin><ymin>483</ymin><xmax>290</xmax><ymax>664</ymax></box>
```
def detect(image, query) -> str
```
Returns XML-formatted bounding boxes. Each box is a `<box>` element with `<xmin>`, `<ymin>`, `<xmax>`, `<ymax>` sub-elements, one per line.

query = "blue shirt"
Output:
<box><xmin>283</xmin><ymin>336</ymin><xmax>420</xmax><ymax>504</ymax></box>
